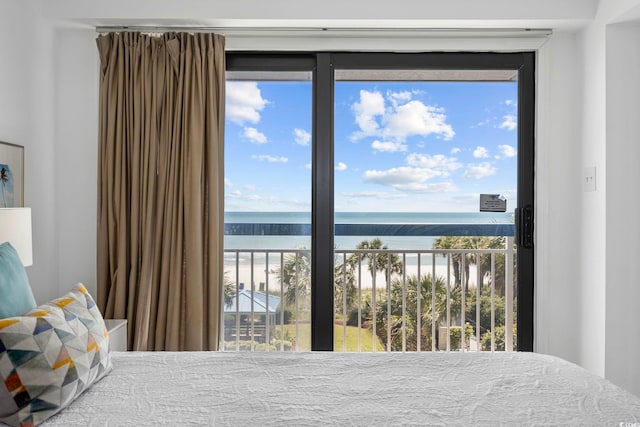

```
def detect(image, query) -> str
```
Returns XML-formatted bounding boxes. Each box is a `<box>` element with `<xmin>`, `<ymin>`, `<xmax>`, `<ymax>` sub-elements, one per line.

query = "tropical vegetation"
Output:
<box><xmin>223</xmin><ymin>235</ymin><xmax>516</xmax><ymax>352</ymax></box>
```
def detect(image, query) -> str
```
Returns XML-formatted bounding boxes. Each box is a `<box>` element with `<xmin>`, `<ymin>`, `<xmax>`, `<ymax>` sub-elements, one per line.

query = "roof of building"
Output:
<box><xmin>224</xmin><ymin>289</ymin><xmax>282</xmax><ymax>314</ymax></box>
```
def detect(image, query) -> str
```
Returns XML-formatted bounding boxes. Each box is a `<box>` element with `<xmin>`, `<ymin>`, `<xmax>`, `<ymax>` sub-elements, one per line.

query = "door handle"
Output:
<box><xmin>515</xmin><ymin>205</ymin><xmax>533</xmax><ymax>249</ymax></box>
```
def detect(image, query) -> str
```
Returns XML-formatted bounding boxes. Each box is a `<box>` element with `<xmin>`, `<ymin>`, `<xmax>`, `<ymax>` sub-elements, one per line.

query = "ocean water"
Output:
<box><xmin>224</xmin><ymin>211</ymin><xmax>514</xmax><ymax>288</ymax></box>
<box><xmin>224</xmin><ymin>211</ymin><xmax>514</xmax><ymax>251</ymax></box>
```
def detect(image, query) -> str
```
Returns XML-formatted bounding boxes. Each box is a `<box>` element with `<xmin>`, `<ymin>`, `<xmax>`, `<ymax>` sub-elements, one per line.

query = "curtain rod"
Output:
<box><xmin>96</xmin><ymin>26</ymin><xmax>552</xmax><ymax>37</ymax></box>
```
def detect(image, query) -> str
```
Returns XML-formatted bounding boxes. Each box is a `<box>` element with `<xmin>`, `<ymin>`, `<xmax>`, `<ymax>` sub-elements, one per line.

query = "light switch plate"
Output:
<box><xmin>583</xmin><ymin>166</ymin><xmax>596</xmax><ymax>192</ymax></box>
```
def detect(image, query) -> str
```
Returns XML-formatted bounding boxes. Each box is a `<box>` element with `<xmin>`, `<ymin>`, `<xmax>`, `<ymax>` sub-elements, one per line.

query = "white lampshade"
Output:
<box><xmin>0</xmin><ymin>208</ymin><xmax>33</xmax><ymax>266</ymax></box>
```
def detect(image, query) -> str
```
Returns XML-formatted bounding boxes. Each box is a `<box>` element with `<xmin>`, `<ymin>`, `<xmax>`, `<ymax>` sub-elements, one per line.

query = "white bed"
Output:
<box><xmin>43</xmin><ymin>351</ymin><xmax>640</xmax><ymax>426</ymax></box>
<box><xmin>2</xmin><ymin>266</ymin><xmax>635</xmax><ymax>425</ymax></box>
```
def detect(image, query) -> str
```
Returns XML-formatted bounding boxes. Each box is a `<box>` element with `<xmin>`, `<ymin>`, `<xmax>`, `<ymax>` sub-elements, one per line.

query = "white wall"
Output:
<box><xmin>28</xmin><ymin>13</ymin><xmax>59</xmax><ymax>304</ymax></box>
<box><xmin>4</xmin><ymin>0</ymin><xmax>588</xmax><ymax>360</ymax></box>
<box><xmin>24</xmin><ymin>22</ymin><xmax>590</xmax><ymax>378</ymax></box>
<box><xmin>50</xmin><ymin>26</ymin><xmax>99</xmax><ymax>297</ymax></box>
<box><xmin>575</xmin><ymin>0</ymin><xmax>640</xmax><ymax>396</ymax></box>
<box><xmin>0</xmin><ymin>1</ymin><xmax>59</xmax><ymax>300</ymax></box>
<box><xmin>0</xmin><ymin>1</ymin><xmax>99</xmax><ymax>301</ymax></box>
<box><xmin>535</xmin><ymin>31</ymin><xmax>583</xmax><ymax>365</ymax></box>
<box><xmin>604</xmin><ymin>21</ymin><xmax>640</xmax><ymax>396</ymax></box>
<box><xmin>6</xmin><ymin>0</ymin><xmax>640</xmax><ymax>397</ymax></box>
<box><xmin>0</xmin><ymin>2</ymin><xmax>32</xmax><ymax>141</ymax></box>
<box><xmin>576</xmin><ymin>15</ymin><xmax>609</xmax><ymax>380</ymax></box>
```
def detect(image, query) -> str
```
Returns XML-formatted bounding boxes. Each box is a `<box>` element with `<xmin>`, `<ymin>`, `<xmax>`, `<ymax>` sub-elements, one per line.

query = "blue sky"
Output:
<box><xmin>224</xmin><ymin>79</ymin><xmax>517</xmax><ymax>213</ymax></box>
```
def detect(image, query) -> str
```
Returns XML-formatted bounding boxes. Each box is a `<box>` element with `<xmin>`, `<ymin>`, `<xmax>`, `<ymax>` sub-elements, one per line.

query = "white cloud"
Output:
<box><xmin>336</xmin><ymin>162</ymin><xmax>348</xmax><ymax>171</ymax></box>
<box><xmin>226</xmin><ymin>191</ymin><xmax>311</xmax><ymax>211</ymax></box>
<box><xmin>364</xmin><ymin>167</ymin><xmax>442</xmax><ymax>185</ymax></box>
<box><xmin>226</xmin><ymin>81</ymin><xmax>268</xmax><ymax>125</ymax></box>
<box><xmin>473</xmin><ymin>146</ymin><xmax>490</xmax><ymax>158</ymax></box>
<box><xmin>341</xmin><ymin>191</ymin><xmax>407</xmax><ymax>200</ymax></box>
<box><xmin>352</xmin><ymin>90</ymin><xmax>385</xmax><ymax>135</ymax></box>
<box><xmin>371</xmin><ymin>140</ymin><xmax>408</xmax><ymax>153</ymax></box>
<box><xmin>243</xmin><ymin>184</ymin><xmax>256</xmax><ymax>191</ymax></box>
<box><xmin>362</xmin><ymin>166</ymin><xmax>455</xmax><ymax>193</ymax></box>
<box><xmin>505</xmin><ymin>99</ymin><xmax>516</xmax><ymax>107</ymax></box>
<box><xmin>405</xmin><ymin>153</ymin><xmax>462</xmax><ymax>173</ymax></box>
<box><xmin>358</xmin><ymin>154</ymin><xmax>462</xmax><ymax>194</ymax></box>
<box><xmin>391</xmin><ymin>182</ymin><xmax>457</xmax><ymax>192</ymax></box>
<box><xmin>498</xmin><ymin>144</ymin><xmax>517</xmax><ymax>158</ymax></box>
<box><xmin>464</xmin><ymin>162</ymin><xmax>497</xmax><ymax>179</ymax></box>
<box><xmin>225</xmin><ymin>178</ymin><xmax>234</xmax><ymax>188</ymax></box>
<box><xmin>252</xmin><ymin>155</ymin><xmax>288</xmax><ymax>163</ymax></box>
<box><xmin>387</xmin><ymin>90</ymin><xmax>412</xmax><ymax>105</ymax></box>
<box><xmin>242</xmin><ymin>127</ymin><xmax>268</xmax><ymax>144</ymax></box>
<box><xmin>305</xmin><ymin>162</ymin><xmax>312</xmax><ymax>170</ymax></box>
<box><xmin>450</xmin><ymin>147</ymin><xmax>461</xmax><ymax>155</ymax></box>
<box><xmin>226</xmin><ymin>190</ymin><xmax>262</xmax><ymax>202</ymax></box>
<box><xmin>474</xmin><ymin>118</ymin><xmax>491</xmax><ymax>127</ymax></box>
<box><xmin>384</xmin><ymin>101</ymin><xmax>455</xmax><ymax>141</ymax></box>
<box><xmin>499</xmin><ymin>115</ymin><xmax>517</xmax><ymax>131</ymax></box>
<box><xmin>351</xmin><ymin>90</ymin><xmax>455</xmax><ymax>142</ymax></box>
<box><xmin>294</xmin><ymin>128</ymin><xmax>311</xmax><ymax>146</ymax></box>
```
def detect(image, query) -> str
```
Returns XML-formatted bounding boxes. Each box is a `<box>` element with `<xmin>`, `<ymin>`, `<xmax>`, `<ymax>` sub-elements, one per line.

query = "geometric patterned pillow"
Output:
<box><xmin>0</xmin><ymin>283</ymin><xmax>112</xmax><ymax>427</ymax></box>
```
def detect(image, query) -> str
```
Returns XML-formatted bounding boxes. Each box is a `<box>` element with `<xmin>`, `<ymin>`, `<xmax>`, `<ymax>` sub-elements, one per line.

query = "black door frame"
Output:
<box><xmin>226</xmin><ymin>51</ymin><xmax>536</xmax><ymax>352</ymax></box>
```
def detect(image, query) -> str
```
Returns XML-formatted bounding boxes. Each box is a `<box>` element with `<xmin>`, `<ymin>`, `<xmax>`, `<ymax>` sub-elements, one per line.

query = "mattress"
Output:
<box><xmin>44</xmin><ymin>351</ymin><xmax>640</xmax><ymax>426</ymax></box>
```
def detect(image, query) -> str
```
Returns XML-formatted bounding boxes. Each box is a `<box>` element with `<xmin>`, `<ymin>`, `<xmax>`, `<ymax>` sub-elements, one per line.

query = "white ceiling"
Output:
<box><xmin>39</xmin><ymin>0</ymin><xmax>600</xmax><ymax>31</ymax></box>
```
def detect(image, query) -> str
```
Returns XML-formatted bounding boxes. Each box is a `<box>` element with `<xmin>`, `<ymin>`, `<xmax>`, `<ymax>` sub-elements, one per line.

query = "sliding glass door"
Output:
<box><xmin>224</xmin><ymin>52</ymin><xmax>534</xmax><ymax>352</ymax></box>
<box><xmin>223</xmin><ymin>60</ymin><xmax>314</xmax><ymax>351</ymax></box>
<box><xmin>333</xmin><ymin>64</ymin><xmax>527</xmax><ymax>352</ymax></box>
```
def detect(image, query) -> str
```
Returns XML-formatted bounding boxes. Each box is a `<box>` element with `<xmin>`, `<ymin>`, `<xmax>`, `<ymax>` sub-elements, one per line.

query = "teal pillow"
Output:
<box><xmin>0</xmin><ymin>242</ymin><xmax>36</xmax><ymax>318</ymax></box>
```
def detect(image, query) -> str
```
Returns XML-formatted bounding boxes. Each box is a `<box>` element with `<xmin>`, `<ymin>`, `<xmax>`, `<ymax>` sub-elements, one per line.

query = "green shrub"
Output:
<box><xmin>480</xmin><ymin>324</ymin><xmax>518</xmax><ymax>351</ymax></box>
<box><xmin>347</xmin><ymin>304</ymin><xmax>370</xmax><ymax>327</ymax></box>
<box><xmin>449</xmin><ymin>324</ymin><xmax>474</xmax><ymax>350</ymax></box>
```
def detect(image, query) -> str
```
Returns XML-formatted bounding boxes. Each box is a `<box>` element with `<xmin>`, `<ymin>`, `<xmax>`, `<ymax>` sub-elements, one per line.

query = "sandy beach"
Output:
<box><xmin>224</xmin><ymin>252</ymin><xmax>482</xmax><ymax>291</ymax></box>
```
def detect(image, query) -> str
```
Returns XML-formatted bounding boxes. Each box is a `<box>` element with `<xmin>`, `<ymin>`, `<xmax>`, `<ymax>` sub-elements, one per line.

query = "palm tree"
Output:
<box><xmin>354</xmin><ymin>238</ymin><xmax>403</xmax><ymax>288</ymax></box>
<box><xmin>474</xmin><ymin>236</ymin><xmax>508</xmax><ymax>294</ymax></box>
<box><xmin>431</xmin><ymin>236</ymin><xmax>472</xmax><ymax>288</ymax></box>
<box><xmin>273</xmin><ymin>249</ymin><xmax>311</xmax><ymax>306</ymax></box>
<box><xmin>223</xmin><ymin>271</ymin><xmax>235</xmax><ymax>308</ymax></box>
<box><xmin>467</xmin><ymin>285</ymin><xmax>506</xmax><ymax>334</ymax></box>
<box><xmin>333</xmin><ymin>254</ymin><xmax>358</xmax><ymax>314</ymax></box>
<box><xmin>373</xmin><ymin>274</ymin><xmax>457</xmax><ymax>351</ymax></box>
<box><xmin>432</xmin><ymin>236</ymin><xmax>507</xmax><ymax>292</ymax></box>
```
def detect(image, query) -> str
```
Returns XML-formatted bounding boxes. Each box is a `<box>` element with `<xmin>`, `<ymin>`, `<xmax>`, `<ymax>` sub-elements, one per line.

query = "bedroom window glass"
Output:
<box><xmin>333</xmin><ymin>69</ymin><xmax>519</xmax><ymax>352</ymax></box>
<box><xmin>223</xmin><ymin>69</ymin><xmax>313</xmax><ymax>351</ymax></box>
<box><xmin>223</xmin><ymin>53</ymin><xmax>535</xmax><ymax>353</ymax></box>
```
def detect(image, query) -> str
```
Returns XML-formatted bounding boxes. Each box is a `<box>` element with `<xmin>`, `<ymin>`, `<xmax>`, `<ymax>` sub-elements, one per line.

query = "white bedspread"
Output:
<box><xmin>44</xmin><ymin>351</ymin><xmax>640</xmax><ymax>426</ymax></box>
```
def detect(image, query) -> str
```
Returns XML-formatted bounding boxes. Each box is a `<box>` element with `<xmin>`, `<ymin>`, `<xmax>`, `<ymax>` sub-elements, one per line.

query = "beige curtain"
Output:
<box><xmin>96</xmin><ymin>32</ymin><xmax>225</xmax><ymax>351</ymax></box>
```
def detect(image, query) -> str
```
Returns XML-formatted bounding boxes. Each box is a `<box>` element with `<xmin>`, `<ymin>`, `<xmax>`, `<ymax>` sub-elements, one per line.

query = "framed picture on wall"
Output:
<box><xmin>0</xmin><ymin>141</ymin><xmax>24</xmax><ymax>208</ymax></box>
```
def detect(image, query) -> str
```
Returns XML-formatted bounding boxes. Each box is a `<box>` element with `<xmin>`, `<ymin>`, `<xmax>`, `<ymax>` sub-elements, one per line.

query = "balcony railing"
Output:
<box><xmin>222</xmin><ymin>223</ymin><xmax>515</xmax><ymax>353</ymax></box>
